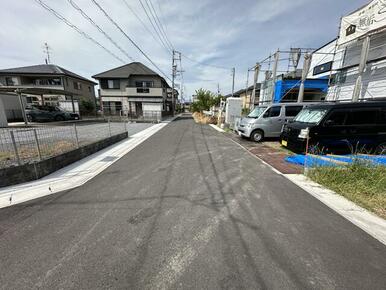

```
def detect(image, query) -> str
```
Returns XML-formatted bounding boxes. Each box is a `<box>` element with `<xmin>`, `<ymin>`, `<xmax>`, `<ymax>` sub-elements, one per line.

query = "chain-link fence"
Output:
<box><xmin>0</xmin><ymin>121</ymin><xmax>127</xmax><ymax>169</ymax></box>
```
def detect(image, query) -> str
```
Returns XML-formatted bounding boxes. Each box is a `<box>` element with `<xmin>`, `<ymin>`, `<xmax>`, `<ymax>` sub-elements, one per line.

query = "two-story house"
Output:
<box><xmin>92</xmin><ymin>62</ymin><xmax>173</xmax><ymax>118</ymax></box>
<box><xmin>0</xmin><ymin>64</ymin><xmax>97</xmax><ymax>119</ymax></box>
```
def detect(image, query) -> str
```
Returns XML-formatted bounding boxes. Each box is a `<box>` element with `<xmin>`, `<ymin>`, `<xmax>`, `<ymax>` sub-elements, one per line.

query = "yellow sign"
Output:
<box><xmin>281</xmin><ymin>140</ymin><xmax>288</xmax><ymax>147</ymax></box>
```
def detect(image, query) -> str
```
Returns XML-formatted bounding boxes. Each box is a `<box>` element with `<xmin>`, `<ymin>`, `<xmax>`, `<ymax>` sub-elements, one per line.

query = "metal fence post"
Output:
<box><xmin>73</xmin><ymin>124</ymin><xmax>80</xmax><ymax>148</ymax></box>
<box><xmin>108</xmin><ymin>119</ymin><xmax>112</xmax><ymax>137</ymax></box>
<box><xmin>33</xmin><ymin>129</ymin><xmax>42</xmax><ymax>161</ymax></box>
<box><xmin>123</xmin><ymin>120</ymin><xmax>127</xmax><ymax>133</ymax></box>
<box><xmin>9</xmin><ymin>130</ymin><xmax>21</xmax><ymax>166</ymax></box>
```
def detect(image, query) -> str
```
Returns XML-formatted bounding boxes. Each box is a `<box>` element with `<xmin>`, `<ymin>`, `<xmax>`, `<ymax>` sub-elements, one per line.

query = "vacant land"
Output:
<box><xmin>308</xmin><ymin>163</ymin><xmax>386</xmax><ymax>218</ymax></box>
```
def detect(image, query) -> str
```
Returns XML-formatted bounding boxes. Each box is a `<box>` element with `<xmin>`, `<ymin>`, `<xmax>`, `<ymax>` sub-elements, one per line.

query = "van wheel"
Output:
<box><xmin>251</xmin><ymin>130</ymin><xmax>264</xmax><ymax>142</ymax></box>
<box><xmin>375</xmin><ymin>142</ymin><xmax>386</xmax><ymax>155</ymax></box>
<box><xmin>27</xmin><ymin>115</ymin><xmax>35</xmax><ymax>122</ymax></box>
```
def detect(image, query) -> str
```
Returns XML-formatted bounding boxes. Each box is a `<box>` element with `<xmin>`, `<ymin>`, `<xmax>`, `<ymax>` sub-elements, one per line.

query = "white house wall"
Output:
<box><xmin>308</xmin><ymin>40</ymin><xmax>345</xmax><ymax>79</ymax></box>
<box><xmin>327</xmin><ymin>58</ymin><xmax>386</xmax><ymax>101</ymax></box>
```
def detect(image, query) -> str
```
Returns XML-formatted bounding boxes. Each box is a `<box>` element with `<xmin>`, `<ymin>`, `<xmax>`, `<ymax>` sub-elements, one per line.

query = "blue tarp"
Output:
<box><xmin>273</xmin><ymin>79</ymin><xmax>329</xmax><ymax>103</ymax></box>
<box><xmin>285</xmin><ymin>154</ymin><xmax>386</xmax><ymax>167</ymax></box>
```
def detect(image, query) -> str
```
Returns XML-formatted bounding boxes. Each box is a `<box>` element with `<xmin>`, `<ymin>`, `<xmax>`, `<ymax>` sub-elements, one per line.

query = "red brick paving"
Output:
<box><xmin>227</xmin><ymin>133</ymin><xmax>303</xmax><ymax>174</ymax></box>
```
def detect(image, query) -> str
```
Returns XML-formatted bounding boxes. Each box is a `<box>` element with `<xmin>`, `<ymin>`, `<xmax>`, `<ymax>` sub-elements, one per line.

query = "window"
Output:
<box><xmin>285</xmin><ymin>106</ymin><xmax>303</xmax><ymax>117</ymax></box>
<box><xmin>324</xmin><ymin>110</ymin><xmax>347</xmax><ymax>126</ymax></box>
<box><xmin>107</xmin><ymin>79</ymin><xmax>120</xmax><ymax>89</ymax></box>
<box><xmin>88</xmin><ymin>86</ymin><xmax>91</xmax><ymax>92</ymax></box>
<box><xmin>379</xmin><ymin>109</ymin><xmax>386</xmax><ymax>124</ymax></box>
<box><xmin>346</xmin><ymin>109</ymin><xmax>377</xmax><ymax>125</ymax></box>
<box><xmin>135</xmin><ymin>81</ymin><xmax>153</xmax><ymax>88</ymax></box>
<box><xmin>137</xmin><ymin>88</ymin><xmax>150</xmax><ymax>93</ymax></box>
<box><xmin>73</xmin><ymin>81</ymin><xmax>82</xmax><ymax>90</ymax></box>
<box><xmin>35</xmin><ymin>78</ymin><xmax>61</xmax><ymax>86</ymax></box>
<box><xmin>5</xmin><ymin>77</ymin><xmax>18</xmax><ymax>86</ymax></box>
<box><xmin>248</xmin><ymin>107</ymin><xmax>267</xmax><ymax>118</ymax></box>
<box><xmin>263</xmin><ymin>106</ymin><xmax>281</xmax><ymax>118</ymax></box>
<box><xmin>294</xmin><ymin>108</ymin><xmax>328</xmax><ymax>124</ymax></box>
<box><xmin>313</xmin><ymin>61</ymin><xmax>333</xmax><ymax>76</ymax></box>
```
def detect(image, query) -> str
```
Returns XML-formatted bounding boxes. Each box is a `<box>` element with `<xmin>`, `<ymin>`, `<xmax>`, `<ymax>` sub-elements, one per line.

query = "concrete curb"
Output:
<box><xmin>209</xmin><ymin>124</ymin><xmax>225</xmax><ymax>133</ymax></box>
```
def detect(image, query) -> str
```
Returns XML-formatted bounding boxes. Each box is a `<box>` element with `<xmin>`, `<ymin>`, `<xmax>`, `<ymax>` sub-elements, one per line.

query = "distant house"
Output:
<box><xmin>92</xmin><ymin>62</ymin><xmax>173</xmax><ymax>119</ymax></box>
<box><xmin>0</xmin><ymin>64</ymin><xmax>97</xmax><ymax>121</ymax></box>
<box><xmin>234</xmin><ymin>84</ymin><xmax>261</xmax><ymax>109</ymax></box>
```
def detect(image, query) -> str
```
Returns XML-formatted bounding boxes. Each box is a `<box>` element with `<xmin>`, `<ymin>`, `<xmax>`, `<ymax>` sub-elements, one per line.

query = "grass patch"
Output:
<box><xmin>308</xmin><ymin>162</ymin><xmax>386</xmax><ymax>219</ymax></box>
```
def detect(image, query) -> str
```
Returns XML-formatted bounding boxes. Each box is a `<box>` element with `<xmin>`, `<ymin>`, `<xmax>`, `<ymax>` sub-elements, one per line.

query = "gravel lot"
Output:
<box><xmin>0</xmin><ymin>122</ymin><xmax>153</xmax><ymax>168</ymax></box>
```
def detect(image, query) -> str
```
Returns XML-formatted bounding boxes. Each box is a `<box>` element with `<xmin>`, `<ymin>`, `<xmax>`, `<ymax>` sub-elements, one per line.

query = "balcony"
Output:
<box><xmin>99</xmin><ymin>87</ymin><xmax>165</xmax><ymax>97</ymax></box>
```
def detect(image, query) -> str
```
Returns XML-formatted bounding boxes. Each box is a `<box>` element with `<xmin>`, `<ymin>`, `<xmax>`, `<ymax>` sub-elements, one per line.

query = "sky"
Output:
<box><xmin>0</xmin><ymin>0</ymin><xmax>369</xmax><ymax>100</ymax></box>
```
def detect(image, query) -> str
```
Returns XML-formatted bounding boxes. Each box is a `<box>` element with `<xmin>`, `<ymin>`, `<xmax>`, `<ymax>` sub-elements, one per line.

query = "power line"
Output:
<box><xmin>91</xmin><ymin>0</ymin><xmax>171</xmax><ymax>82</ymax></box>
<box><xmin>181</xmin><ymin>53</ymin><xmax>230</xmax><ymax>70</ymax></box>
<box><xmin>67</xmin><ymin>0</ymin><xmax>135</xmax><ymax>62</ymax></box>
<box><xmin>34</xmin><ymin>0</ymin><xmax>125</xmax><ymax>64</ymax></box>
<box><xmin>138</xmin><ymin>0</ymin><xmax>171</xmax><ymax>53</ymax></box>
<box><xmin>145</xmin><ymin>0</ymin><xmax>174</xmax><ymax>50</ymax></box>
<box><xmin>121</xmin><ymin>0</ymin><xmax>169</xmax><ymax>55</ymax></box>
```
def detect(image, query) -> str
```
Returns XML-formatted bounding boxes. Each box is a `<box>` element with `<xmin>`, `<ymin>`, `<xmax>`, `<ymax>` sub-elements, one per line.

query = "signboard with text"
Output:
<box><xmin>338</xmin><ymin>0</ymin><xmax>386</xmax><ymax>45</ymax></box>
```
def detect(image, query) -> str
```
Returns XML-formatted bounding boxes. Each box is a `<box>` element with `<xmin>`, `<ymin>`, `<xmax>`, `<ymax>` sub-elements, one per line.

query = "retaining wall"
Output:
<box><xmin>0</xmin><ymin>132</ymin><xmax>128</xmax><ymax>187</ymax></box>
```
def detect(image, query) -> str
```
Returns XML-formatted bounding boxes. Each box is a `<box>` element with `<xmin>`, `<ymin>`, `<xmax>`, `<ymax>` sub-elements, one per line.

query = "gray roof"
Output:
<box><xmin>0</xmin><ymin>64</ymin><xmax>96</xmax><ymax>84</ymax></box>
<box><xmin>92</xmin><ymin>62</ymin><xmax>160</xmax><ymax>79</ymax></box>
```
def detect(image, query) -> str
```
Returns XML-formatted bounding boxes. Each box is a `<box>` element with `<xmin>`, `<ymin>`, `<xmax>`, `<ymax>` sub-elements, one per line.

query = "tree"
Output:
<box><xmin>79</xmin><ymin>98</ymin><xmax>95</xmax><ymax>114</ymax></box>
<box><xmin>190</xmin><ymin>89</ymin><xmax>221</xmax><ymax>113</ymax></box>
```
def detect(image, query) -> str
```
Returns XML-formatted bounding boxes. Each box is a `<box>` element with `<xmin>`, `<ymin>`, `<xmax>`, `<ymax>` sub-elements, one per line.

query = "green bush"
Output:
<box><xmin>308</xmin><ymin>162</ymin><xmax>386</xmax><ymax>218</ymax></box>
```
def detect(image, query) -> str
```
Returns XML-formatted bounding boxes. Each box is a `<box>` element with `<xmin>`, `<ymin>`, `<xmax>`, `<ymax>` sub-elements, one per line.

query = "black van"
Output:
<box><xmin>280</xmin><ymin>102</ymin><xmax>386</xmax><ymax>154</ymax></box>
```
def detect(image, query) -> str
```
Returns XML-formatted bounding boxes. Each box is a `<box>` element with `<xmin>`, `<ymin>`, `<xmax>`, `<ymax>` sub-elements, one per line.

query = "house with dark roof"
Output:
<box><xmin>0</xmin><ymin>64</ymin><xmax>97</xmax><ymax>120</ymax></box>
<box><xmin>92</xmin><ymin>62</ymin><xmax>173</xmax><ymax>118</ymax></box>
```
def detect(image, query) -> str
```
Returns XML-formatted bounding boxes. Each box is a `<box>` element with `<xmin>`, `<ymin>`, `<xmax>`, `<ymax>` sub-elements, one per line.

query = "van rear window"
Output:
<box><xmin>285</xmin><ymin>106</ymin><xmax>303</xmax><ymax>117</ymax></box>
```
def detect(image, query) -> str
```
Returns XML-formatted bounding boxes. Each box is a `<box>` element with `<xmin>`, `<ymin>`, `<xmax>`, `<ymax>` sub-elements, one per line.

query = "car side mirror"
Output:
<box><xmin>325</xmin><ymin>120</ymin><xmax>334</xmax><ymax>126</ymax></box>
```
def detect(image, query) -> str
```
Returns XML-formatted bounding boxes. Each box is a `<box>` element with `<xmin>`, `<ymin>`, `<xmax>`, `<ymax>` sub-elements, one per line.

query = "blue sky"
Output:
<box><xmin>0</xmin><ymin>0</ymin><xmax>368</xmax><ymax>99</ymax></box>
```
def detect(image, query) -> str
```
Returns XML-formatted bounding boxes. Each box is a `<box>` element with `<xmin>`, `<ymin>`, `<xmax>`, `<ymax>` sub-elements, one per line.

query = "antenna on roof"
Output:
<box><xmin>43</xmin><ymin>42</ymin><xmax>51</xmax><ymax>64</ymax></box>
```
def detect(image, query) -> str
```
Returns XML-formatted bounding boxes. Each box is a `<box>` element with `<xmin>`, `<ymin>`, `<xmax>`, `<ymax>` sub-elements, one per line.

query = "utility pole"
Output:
<box><xmin>44</xmin><ymin>42</ymin><xmax>51</xmax><ymax>64</ymax></box>
<box><xmin>352</xmin><ymin>36</ymin><xmax>370</xmax><ymax>102</ymax></box>
<box><xmin>171</xmin><ymin>50</ymin><xmax>182</xmax><ymax>116</ymax></box>
<box><xmin>250</xmin><ymin>63</ymin><xmax>260</xmax><ymax>110</ymax></box>
<box><xmin>297</xmin><ymin>53</ymin><xmax>312</xmax><ymax>103</ymax></box>
<box><xmin>231</xmin><ymin>67</ymin><xmax>235</xmax><ymax>97</ymax></box>
<box><xmin>217</xmin><ymin>83</ymin><xmax>220</xmax><ymax>96</ymax></box>
<box><xmin>270</xmin><ymin>51</ymin><xmax>280</xmax><ymax>103</ymax></box>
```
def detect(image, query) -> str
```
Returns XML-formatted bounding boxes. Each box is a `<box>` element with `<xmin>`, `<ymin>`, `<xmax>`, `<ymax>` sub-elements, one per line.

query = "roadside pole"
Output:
<box><xmin>16</xmin><ymin>89</ymin><xmax>28</xmax><ymax>125</ymax></box>
<box><xmin>250</xmin><ymin>63</ymin><xmax>260</xmax><ymax>110</ymax></box>
<box><xmin>171</xmin><ymin>50</ymin><xmax>176</xmax><ymax>116</ymax></box>
<box><xmin>297</xmin><ymin>53</ymin><xmax>312</xmax><ymax>103</ymax></box>
<box><xmin>231</xmin><ymin>67</ymin><xmax>235</xmax><ymax>97</ymax></box>
<box><xmin>352</xmin><ymin>36</ymin><xmax>370</xmax><ymax>102</ymax></box>
<box><xmin>270</xmin><ymin>51</ymin><xmax>280</xmax><ymax>102</ymax></box>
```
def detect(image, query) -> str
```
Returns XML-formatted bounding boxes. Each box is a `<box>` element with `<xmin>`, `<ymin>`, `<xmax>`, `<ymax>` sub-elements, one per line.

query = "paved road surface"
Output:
<box><xmin>0</xmin><ymin>115</ymin><xmax>385</xmax><ymax>289</ymax></box>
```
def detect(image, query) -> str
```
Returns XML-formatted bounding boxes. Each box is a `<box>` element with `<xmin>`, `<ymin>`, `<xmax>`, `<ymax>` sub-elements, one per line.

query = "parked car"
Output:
<box><xmin>280</xmin><ymin>102</ymin><xmax>386</xmax><ymax>154</ymax></box>
<box><xmin>236</xmin><ymin>103</ymin><xmax>314</xmax><ymax>142</ymax></box>
<box><xmin>26</xmin><ymin>105</ymin><xmax>79</xmax><ymax>122</ymax></box>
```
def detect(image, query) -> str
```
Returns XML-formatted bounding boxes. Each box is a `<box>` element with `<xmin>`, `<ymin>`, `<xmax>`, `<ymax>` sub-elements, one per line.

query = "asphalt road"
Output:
<box><xmin>0</xmin><ymin>115</ymin><xmax>385</xmax><ymax>290</ymax></box>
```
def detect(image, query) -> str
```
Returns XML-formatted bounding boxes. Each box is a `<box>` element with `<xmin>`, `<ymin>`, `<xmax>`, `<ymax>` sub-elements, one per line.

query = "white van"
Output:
<box><xmin>237</xmin><ymin>103</ymin><xmax>314</xmax><ymax>142</ymax></box>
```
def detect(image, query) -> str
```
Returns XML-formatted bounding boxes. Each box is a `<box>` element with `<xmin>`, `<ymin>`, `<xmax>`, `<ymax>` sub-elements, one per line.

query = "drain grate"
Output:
<box><xmin>100</xmin><ymin>156</ymin><xmax>119</xmax><ymax>162</ymax></box>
